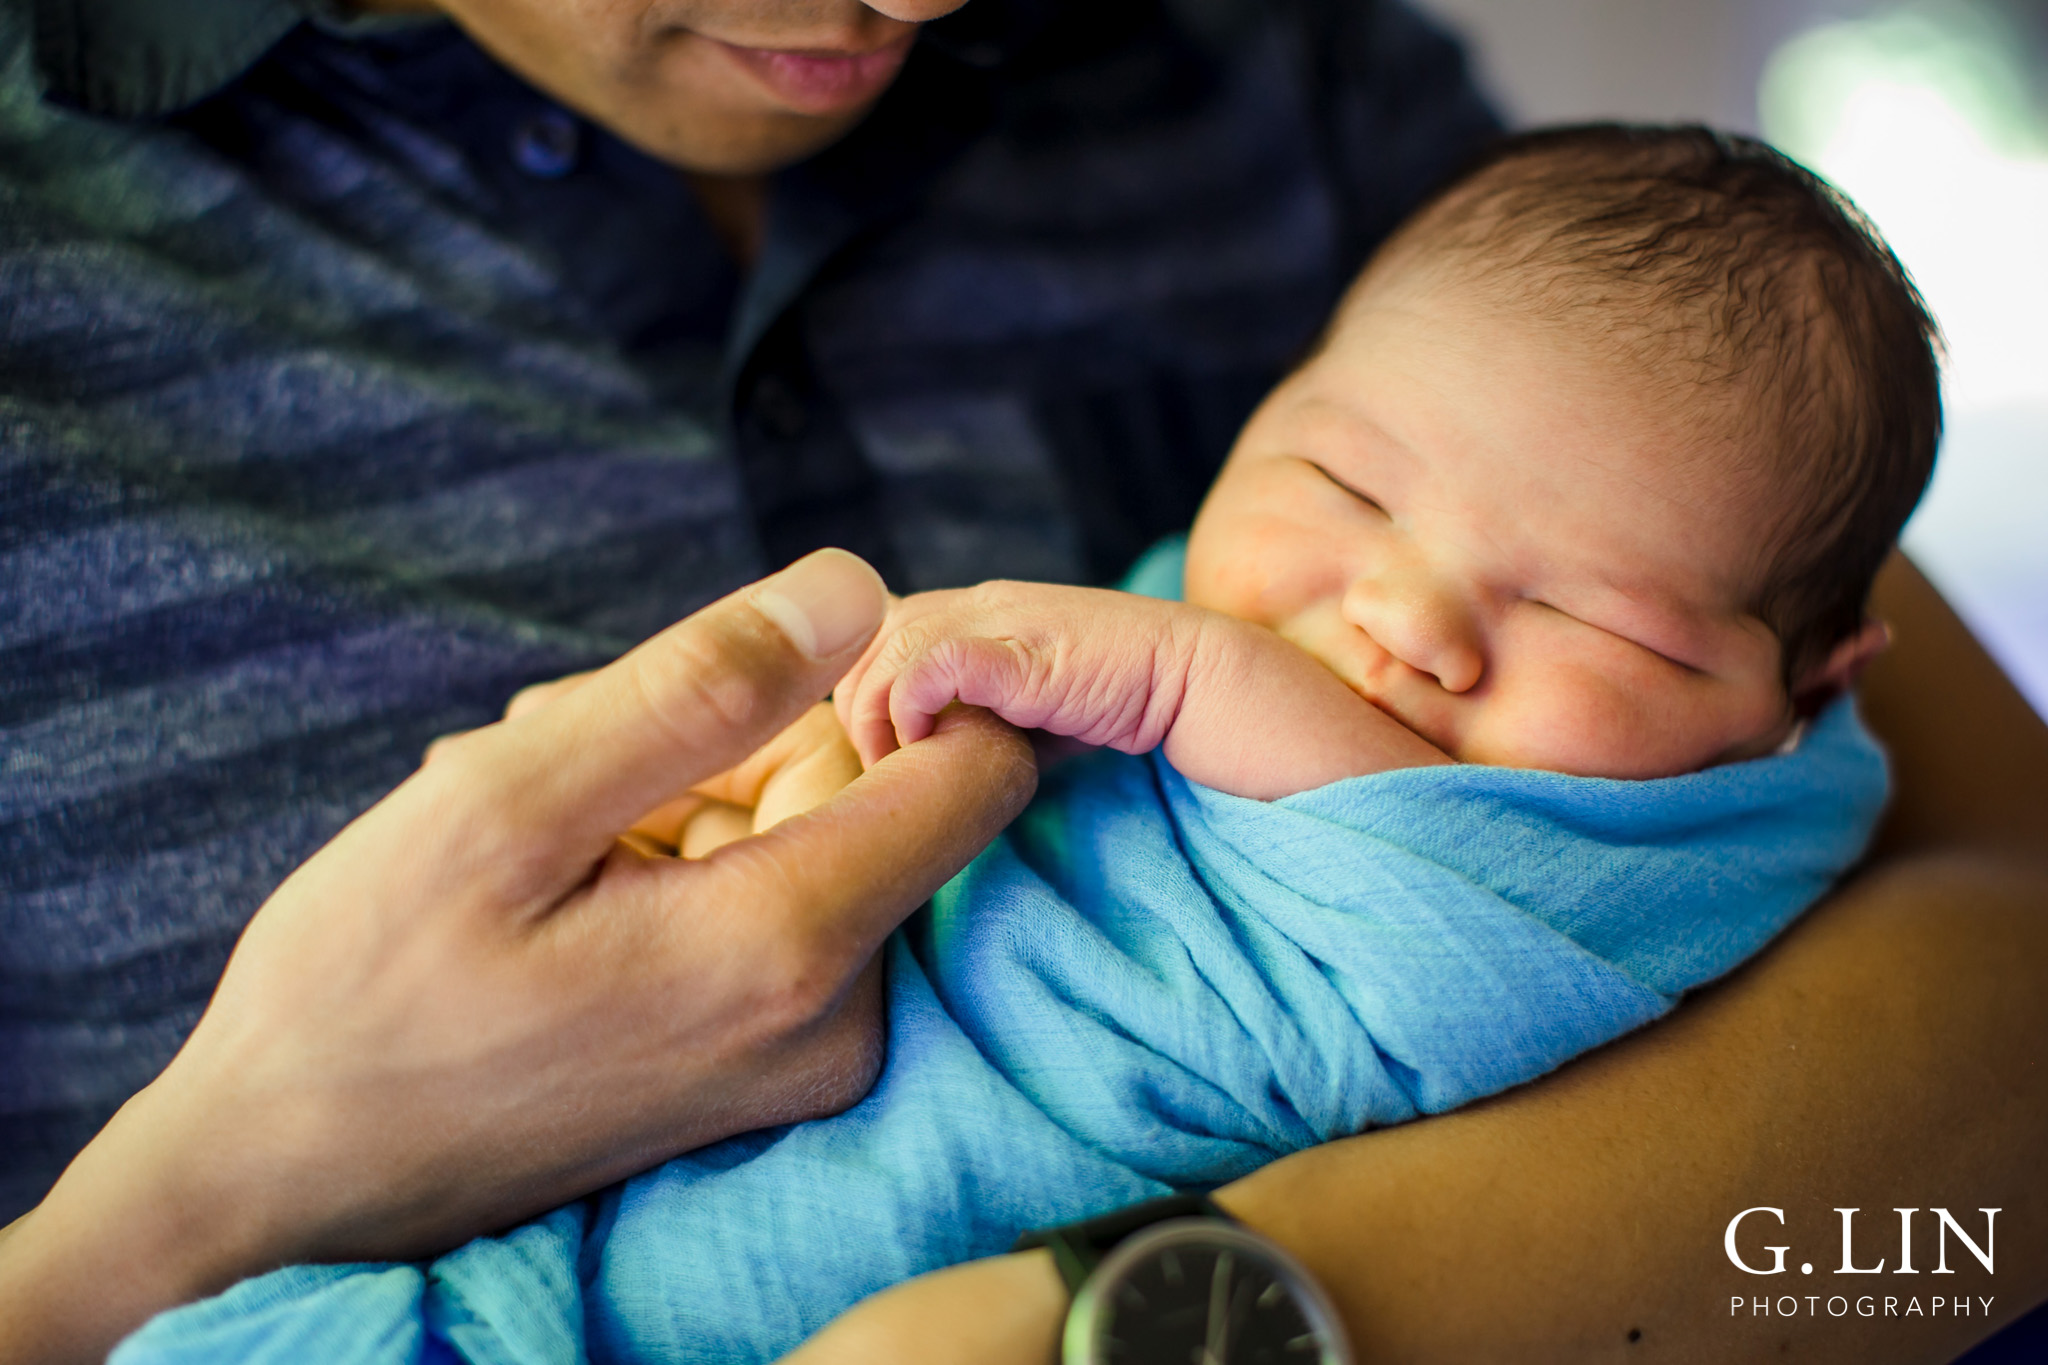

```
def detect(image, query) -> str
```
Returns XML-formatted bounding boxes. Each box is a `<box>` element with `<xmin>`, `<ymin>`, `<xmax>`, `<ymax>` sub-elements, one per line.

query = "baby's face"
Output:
<box><xmin>1184</xmin><ymin>271</ymin><xmax>1797</xmax><ymax>779</ymax></box>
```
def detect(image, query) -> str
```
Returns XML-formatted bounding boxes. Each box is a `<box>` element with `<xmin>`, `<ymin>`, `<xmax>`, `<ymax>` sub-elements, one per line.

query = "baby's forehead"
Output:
<box><xmin>1353</xmin><ymin>211</ymin><xmax>1805</xmax><ymax>380</ymax></box>
<box><xmin>1304</xmin><ymin>274</ymin><xmax>1794</xmax><ymax>589</ymax></box>
<box><xmin>1326</xmin><ymin>252</ymin><xmax>1766</xmax><ymax>453</ymax></box>
<box><xmin>1310</xmin><ymin>125</ymin><xmax>1937</xmax><ymax>686</ymax></box>
<box><xmin>1330</xmin><ymin>197</ymin><xmax>1833</xmax><ymax>508</ymax></box>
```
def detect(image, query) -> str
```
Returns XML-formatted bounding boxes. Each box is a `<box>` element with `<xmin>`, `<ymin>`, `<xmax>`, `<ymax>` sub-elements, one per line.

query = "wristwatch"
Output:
<box><xmin>1013</xmin><ymin>1194</ymin><xmax>1355</xmax><ymax>1365</ymax></box>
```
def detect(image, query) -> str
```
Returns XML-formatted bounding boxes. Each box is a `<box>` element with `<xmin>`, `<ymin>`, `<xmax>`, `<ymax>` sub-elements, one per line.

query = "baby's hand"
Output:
<box><xmin>835</xmin><ymin>582</ymin><xmax>1453</xmax><ymax>799</ymax></box>
<box><xmin>834</xmin><ymin>582</ymin><xmax>1203</xmax><ymax>770</ymax></box>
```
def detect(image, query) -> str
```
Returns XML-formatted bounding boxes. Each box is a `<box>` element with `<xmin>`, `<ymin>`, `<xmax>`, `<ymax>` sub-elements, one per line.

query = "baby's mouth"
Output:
<box><xmin>1303</xmin><ymin>635</ymin><xmax>1441</xmax><ymax>742</ymax></box>
<box><xmin>1345</xmin><ymin>677</ymin><xmax>1415</xmax><ymax>727</ymax></box>
<box><xmin>1264</xmin><ymin>609</ymin><xmax>1445</xmax><ymax>741</ymax></box>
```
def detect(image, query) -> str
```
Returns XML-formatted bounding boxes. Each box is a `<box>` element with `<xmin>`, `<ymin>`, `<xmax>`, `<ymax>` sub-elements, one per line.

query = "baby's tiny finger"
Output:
<box><xmin>885</xmin><ymin>649</ymin><xmax>951</xmax><ymax>753</ymax></box>
<box><xmin>890</xmin><ymin>688</ymin><xmax>941</xmax><ymax>753</ymax></box>
<box><xmin>831</xmin><ymin>640</ymin><xmax>884</xmax><ymax>734</ymax></box>
<box><xmin>848</xmin><ymin>673</ymin><xmax>905</xmax><ymax>769</ymax></box>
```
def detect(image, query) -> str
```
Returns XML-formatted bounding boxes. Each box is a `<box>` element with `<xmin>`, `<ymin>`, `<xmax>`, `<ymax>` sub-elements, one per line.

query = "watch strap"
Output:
<box><xmin>1011</xmin><ymin>1193</ymin><xmax>1232</xmax><ymax>1294</ymax></box>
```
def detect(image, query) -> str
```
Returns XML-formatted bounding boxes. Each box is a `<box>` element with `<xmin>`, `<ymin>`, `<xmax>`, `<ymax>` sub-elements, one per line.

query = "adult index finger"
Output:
<box><xmin>459</xmin><ymin>549</ymin><xmax>889</xmax><ymax>870</ymax></box>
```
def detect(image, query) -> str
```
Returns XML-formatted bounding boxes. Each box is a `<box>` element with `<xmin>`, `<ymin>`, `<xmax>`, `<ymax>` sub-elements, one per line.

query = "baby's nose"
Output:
<box><xmin>1340</xmin><ymin>566</ymin><xmax>1484</xmax><ymax>694</ymax></box>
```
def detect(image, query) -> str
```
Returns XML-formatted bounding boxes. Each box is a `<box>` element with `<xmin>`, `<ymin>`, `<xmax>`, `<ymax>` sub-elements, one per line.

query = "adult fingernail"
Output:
<box><xmin>753</xmin><ymin>549</ymin><xmax>887</xmax><ymax>660</ymax></box>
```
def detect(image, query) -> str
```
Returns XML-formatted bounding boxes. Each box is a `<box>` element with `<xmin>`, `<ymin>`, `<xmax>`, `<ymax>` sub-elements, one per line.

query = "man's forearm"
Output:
<box><xmin>1219</xmin><ymin>851</ymin><xmax>2048</xmax><ymax>1362</ymax></box>
<box><xmin>1857</xmin><ymin>557</ymin><xmax>2048</xmax><ymax>857</ymax></box>
<box><xmin>784</xmin><ymin>855</ymin><xmax>2048</xmax><ymax>1365</ymax></box>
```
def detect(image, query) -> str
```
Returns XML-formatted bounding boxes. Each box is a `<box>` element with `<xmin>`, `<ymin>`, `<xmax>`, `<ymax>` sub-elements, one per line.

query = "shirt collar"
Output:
<box><xmin>29</xmin><ymin>0</ymin><xmax>434</xmax><ymax>117</ymax></box>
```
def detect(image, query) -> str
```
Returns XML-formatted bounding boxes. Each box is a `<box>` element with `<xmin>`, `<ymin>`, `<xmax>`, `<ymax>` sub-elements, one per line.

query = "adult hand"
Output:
<box><xmin>0</xmin><ymin>549</ymin><xmax>1037</xmax><ymax>1365</ymax></box>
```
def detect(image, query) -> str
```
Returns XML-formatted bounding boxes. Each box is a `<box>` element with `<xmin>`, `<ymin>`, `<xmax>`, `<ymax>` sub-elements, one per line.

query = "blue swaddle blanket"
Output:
<box><xmin>118</xmin><ymin>543</ymin><xmax>1888</xmax><ymax>1365</ymax></box>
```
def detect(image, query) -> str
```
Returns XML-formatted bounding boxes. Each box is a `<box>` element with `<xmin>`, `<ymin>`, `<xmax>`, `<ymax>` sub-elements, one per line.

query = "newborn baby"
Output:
<box><xmin>840</xmin><ymin>137</ymin><xmax>1930</xmax><ymax>796</ymax></box>
<box><xmin>120</xmin><ymin>125</ymin><xmax>1939</xmax><ymax>1365</ymax></box>
<box><xmin>848</xmin><ymin>226</ymin><xmax>1868</xmax><ymax>790</ymax></box>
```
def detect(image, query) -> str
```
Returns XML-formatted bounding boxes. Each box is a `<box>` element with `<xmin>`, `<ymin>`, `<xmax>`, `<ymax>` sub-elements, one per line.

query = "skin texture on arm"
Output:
<box><xmin>838</xmin><ymin>582</ymin><xmax>1451</xmax><ymax>799</ymax></box>
<box><xmin>786</xmin><ymin>555</ymin><xmax>2048</xmax><ymax>1364</ymax></box>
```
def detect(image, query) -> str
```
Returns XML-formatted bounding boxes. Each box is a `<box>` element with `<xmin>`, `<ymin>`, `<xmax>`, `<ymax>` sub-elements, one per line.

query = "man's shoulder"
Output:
<box><xmin>7</xmin><ymin>0</ymin><xmax>312</xmax><ymax>119</ymax></box>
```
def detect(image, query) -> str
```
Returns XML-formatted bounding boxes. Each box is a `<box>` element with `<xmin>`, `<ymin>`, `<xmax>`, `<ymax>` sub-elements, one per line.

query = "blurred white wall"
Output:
<box><xmin>1416</xmin><ymin>0</ymin><xmax>2048</xmax><ymax>715</ymax></box>
<box><xmin>1421</xmin><ymin>0</ymin><xmax>1769</xmax><ymax>129</ymax></box>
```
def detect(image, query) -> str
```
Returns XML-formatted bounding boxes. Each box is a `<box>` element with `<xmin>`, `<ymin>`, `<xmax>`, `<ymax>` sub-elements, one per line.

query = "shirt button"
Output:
<box><xmin>751</xmin><ymin>374</ymin><xmax>811</xmax><ymax>439</ymax></box>
<box><xmin>511</xmin><ymin>110</ymin><xmax>581</xmax><ymax>178</ymax></box>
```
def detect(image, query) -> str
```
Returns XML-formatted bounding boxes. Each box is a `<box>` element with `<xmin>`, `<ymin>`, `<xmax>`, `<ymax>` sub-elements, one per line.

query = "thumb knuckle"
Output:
<box><xmin>635</xmin><ymin>618</ymin><xmax>785</xmax><ymax>738</ymax></box>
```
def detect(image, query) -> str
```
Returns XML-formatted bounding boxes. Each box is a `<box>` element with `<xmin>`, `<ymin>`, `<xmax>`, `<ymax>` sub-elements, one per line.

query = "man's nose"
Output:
<box><xmin>1340</xmin><ymin>558</ymin><xmax>1484</xmax><ymax>693</ymax></box>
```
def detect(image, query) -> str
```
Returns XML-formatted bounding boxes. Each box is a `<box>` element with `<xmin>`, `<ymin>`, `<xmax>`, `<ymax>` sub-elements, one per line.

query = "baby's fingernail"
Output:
<box><xmin>753</xmin><ymin>549</ymin><xmax>888</xmax><ymax>660</ymax></box>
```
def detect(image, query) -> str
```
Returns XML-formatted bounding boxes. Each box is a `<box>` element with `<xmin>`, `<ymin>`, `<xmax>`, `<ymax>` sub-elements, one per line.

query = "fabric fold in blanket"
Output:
<box><xmin>116</xmin><ymin>570</ymin><xmax>1888</xmax><ymax>1365</ymax></box>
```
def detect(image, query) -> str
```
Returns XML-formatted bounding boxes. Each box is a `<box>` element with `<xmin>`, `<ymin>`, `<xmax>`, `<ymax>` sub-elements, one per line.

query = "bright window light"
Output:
<box><xmin>1761</xmin><ymin>5</ymin><xmax>2048</xmax><ymax>712</ymax></box>
<box><xmin>1762</xmin><ymin>6</ymin><xmax>2048</xmax><ymax>413</ymax></box>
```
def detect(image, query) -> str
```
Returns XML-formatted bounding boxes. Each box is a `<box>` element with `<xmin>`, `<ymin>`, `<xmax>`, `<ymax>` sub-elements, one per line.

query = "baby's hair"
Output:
<box><xmin>1370</xmin><ymin>123</ymin><xmax>1942</xmax><ymax>691</ymax></box>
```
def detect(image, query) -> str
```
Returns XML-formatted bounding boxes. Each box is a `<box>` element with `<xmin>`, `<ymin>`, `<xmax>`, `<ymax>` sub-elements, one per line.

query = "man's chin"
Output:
<box><xmin>621</xmin><ymin>103</ymin><xmax>870</xmax><ymax>177</ymax></box>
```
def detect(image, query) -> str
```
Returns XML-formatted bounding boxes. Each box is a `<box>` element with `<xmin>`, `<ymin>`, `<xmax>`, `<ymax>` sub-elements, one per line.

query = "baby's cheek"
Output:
<box><xmin>1460</xmin><ymin>666</ymin><xmax>1715</xmax><ymax>779</ymax></box>
<box><xmin>1186</xmin><ymin>519</ymin><xmax>1339</xmax><ymax>626</ymax></box>
<box><xmin>1182</xmin><ymin>536</ymin><xmax>1261</xmax><ymax>619</ymax></box>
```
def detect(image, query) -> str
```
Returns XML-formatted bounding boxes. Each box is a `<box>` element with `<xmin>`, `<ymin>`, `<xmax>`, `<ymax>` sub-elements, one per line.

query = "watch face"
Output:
<box><xmin>1066</xmin><ymin>1220</ymin><xmax>1351</xmax><ymax>1365</ymax></box>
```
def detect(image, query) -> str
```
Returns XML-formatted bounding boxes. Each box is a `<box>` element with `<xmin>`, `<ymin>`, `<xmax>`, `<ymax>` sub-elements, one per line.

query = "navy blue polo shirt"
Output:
<box><xmin>0</xmin><ymin>0</ymin><xmax>1499</xmax><ymax>1217</ymax></box>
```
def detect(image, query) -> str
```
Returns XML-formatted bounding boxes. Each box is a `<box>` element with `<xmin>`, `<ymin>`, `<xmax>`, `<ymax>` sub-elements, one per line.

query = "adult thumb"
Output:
<box><xmin>465</xmin><ymin>549</ymin><xmax>889</xmax><ymax>864</ymax></box>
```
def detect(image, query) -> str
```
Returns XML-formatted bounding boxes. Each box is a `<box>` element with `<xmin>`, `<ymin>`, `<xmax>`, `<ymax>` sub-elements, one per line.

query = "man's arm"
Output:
<box><xmin>837</xmin><ymin>581</ymin><xmax>1449</xmax><ymax>799</ymax></box>
<box><xmin>787</xmin><ymin>554</ymin><xmax>2048</xmax><ymax>1363</ymax></box>
<box><xmin>0</xmin><ymin>552</ymin><xmax>1037</xmax><ymax>1365</ymax></box>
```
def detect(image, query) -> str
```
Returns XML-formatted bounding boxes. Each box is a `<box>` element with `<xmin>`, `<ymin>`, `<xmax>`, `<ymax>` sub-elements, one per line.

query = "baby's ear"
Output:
<box><xmin>1791</xmin><ymin>619</ymin><xmax>1893</xmax><ymax>712</ymax></box>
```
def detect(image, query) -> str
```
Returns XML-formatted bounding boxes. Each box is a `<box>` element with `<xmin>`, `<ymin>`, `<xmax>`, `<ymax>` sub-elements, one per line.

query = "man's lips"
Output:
<box><xmin>712</xmin><ymin>32</ymin><xmax>916</xmax><ymax>116</ymax></box>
